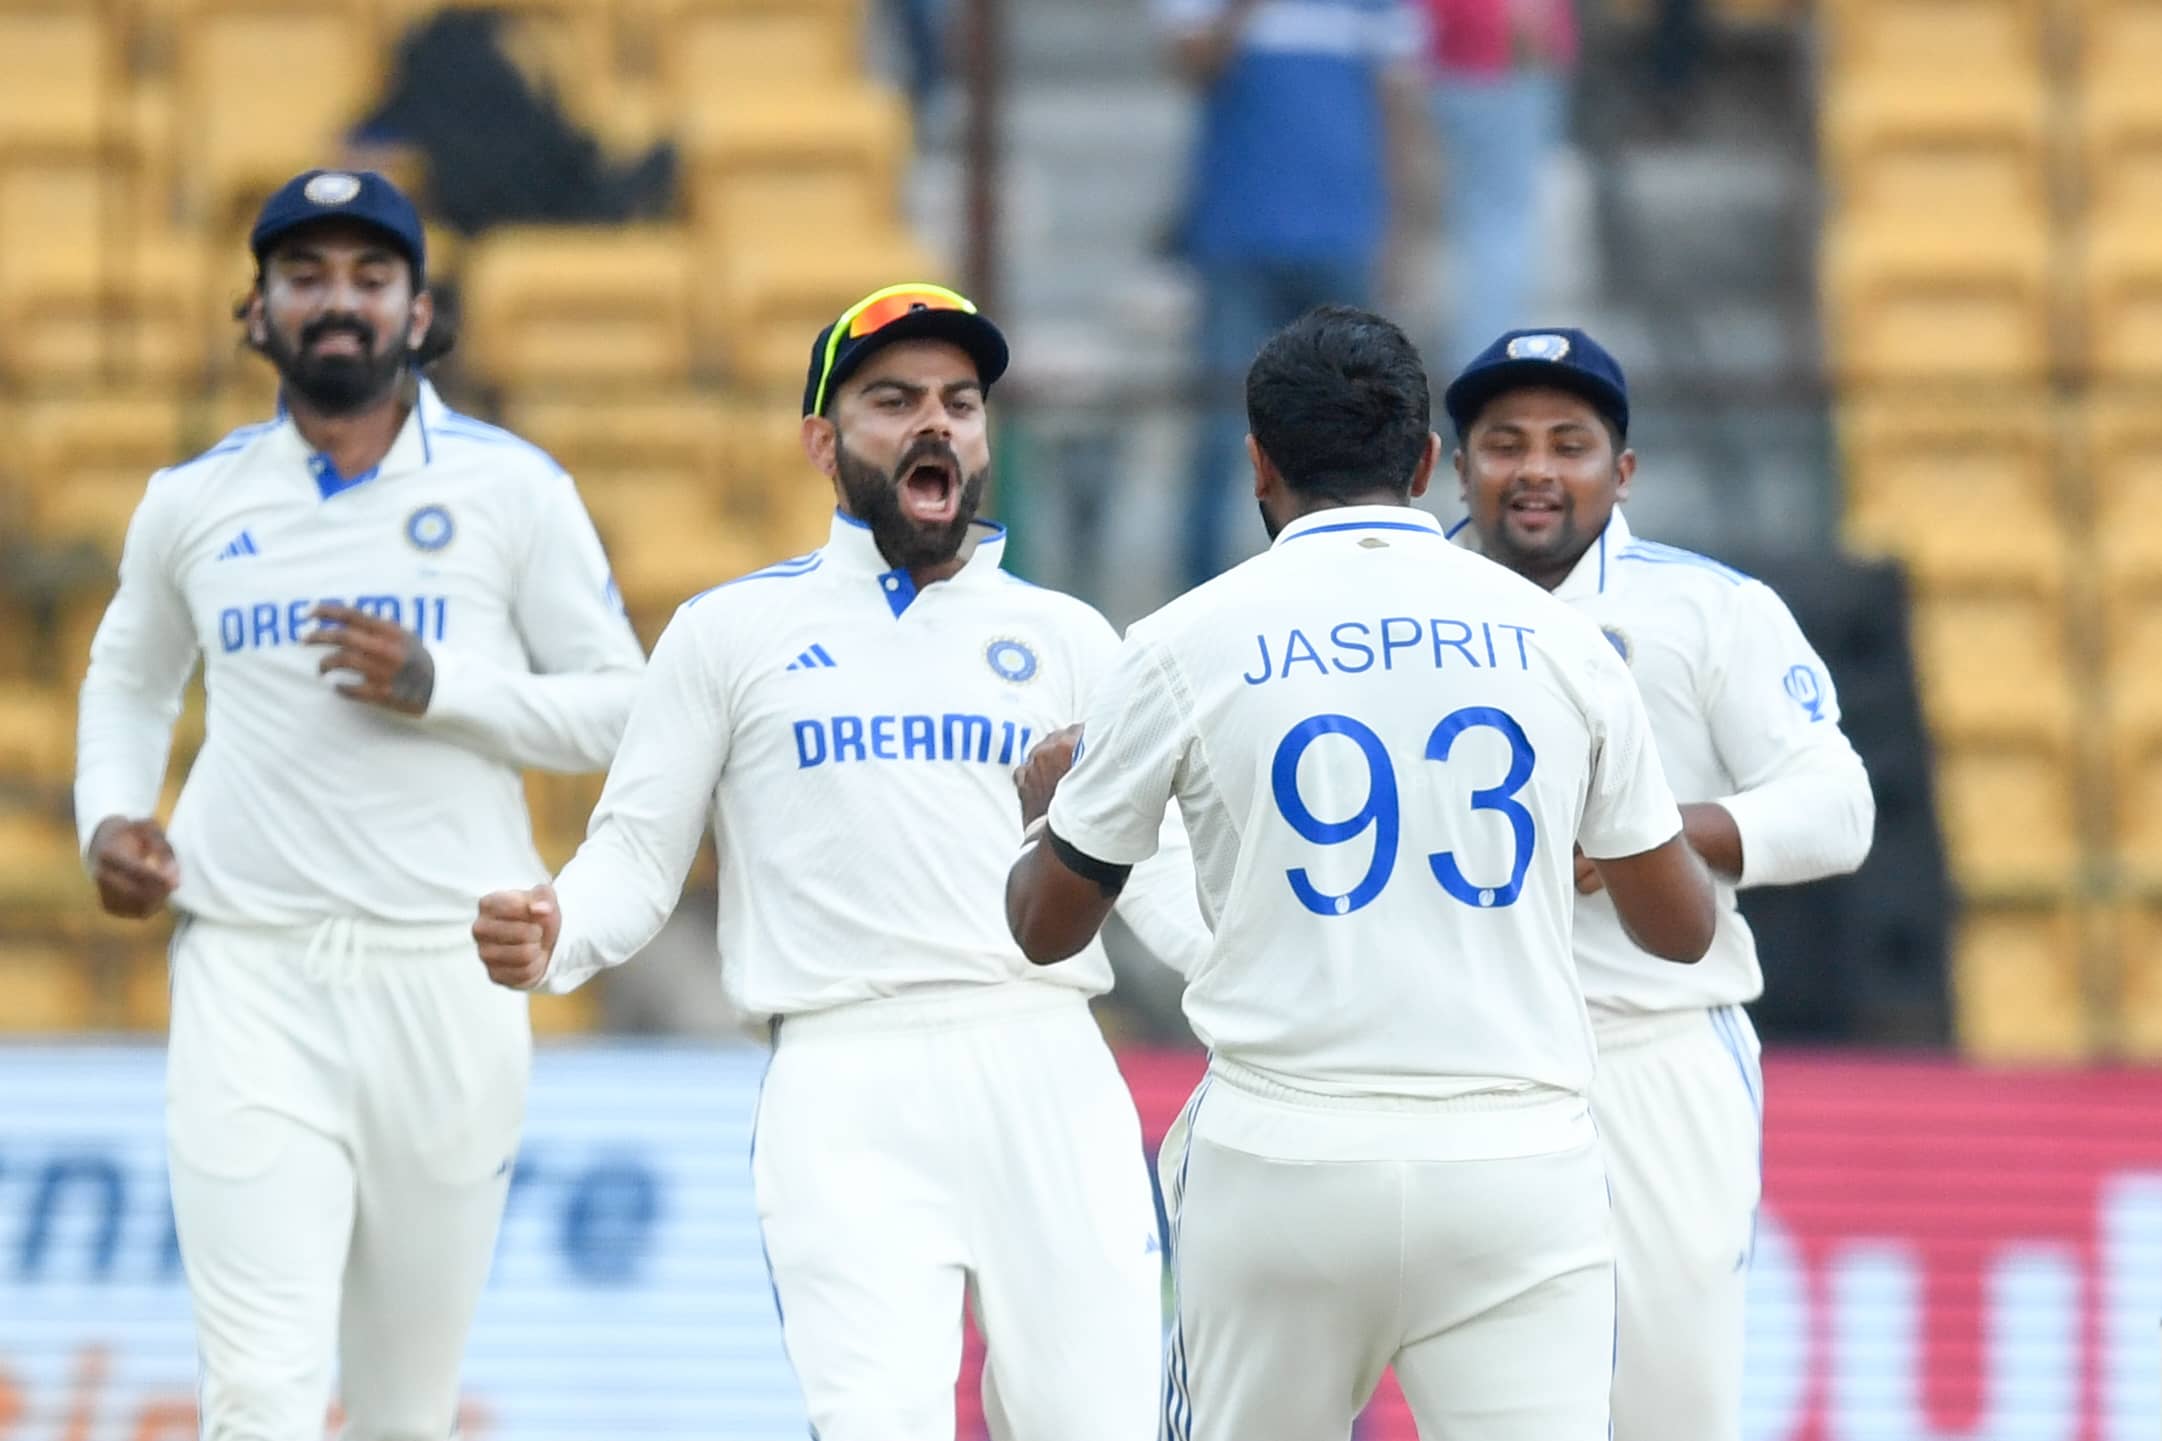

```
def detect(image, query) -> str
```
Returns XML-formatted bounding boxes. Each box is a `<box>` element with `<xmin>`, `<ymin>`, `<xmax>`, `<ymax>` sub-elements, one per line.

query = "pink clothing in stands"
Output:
<box><xmin>1425</xmin><ymin>0</ymin><xmax>1578</xmax><ymax>75</ymax></box>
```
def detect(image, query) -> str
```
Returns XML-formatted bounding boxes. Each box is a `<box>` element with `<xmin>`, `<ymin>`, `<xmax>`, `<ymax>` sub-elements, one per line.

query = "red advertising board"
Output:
<box><xmin>956</xmin><ymin>1051</ymin><xmax>2162</xmax><ymax>1440</ymax></box>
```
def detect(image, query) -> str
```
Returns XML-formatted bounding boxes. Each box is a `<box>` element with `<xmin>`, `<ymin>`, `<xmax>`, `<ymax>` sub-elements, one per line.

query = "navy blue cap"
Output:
<box><xmin>248</xmin><ymin>169</ymin><xmax>426</xmax><ymax>288</ymax></box>
<box><xmin>1443</xmin><ymin>328</ymin><xmax>1629</xmax><ymax>442</ymax></box>
<box><xmin>803</xmin><ymin>284</ymin><xmax>1009</xmax><ymax>418</ymax></box>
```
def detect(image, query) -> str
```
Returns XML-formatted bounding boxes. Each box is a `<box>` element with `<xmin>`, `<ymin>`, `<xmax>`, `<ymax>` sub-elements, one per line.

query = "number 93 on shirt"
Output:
<box><xmin>1266</xmin><ymin>706</ymin><xmax>1539</xmax><ymax>917</ymax></box>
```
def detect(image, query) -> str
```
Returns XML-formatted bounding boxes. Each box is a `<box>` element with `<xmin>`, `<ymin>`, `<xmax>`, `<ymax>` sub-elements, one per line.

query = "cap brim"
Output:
<box><xmin>820</xmin><ymin>308</ymin><xmax>1010</xmax><ymax>412</ymax></box>
<box><xmin>251</xmin><ymin>215</ymin><xmax>422</xmax><ymax>276</ymax></box>
<box><xmin>1444</xmin><ymin>361</ymin><xmax>1626</xmax><ymax>439</ymax></box>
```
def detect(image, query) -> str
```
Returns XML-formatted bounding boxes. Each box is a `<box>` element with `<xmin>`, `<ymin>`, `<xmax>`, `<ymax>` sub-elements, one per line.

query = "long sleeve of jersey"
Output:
<box><xmin>1706</xmin><ymin>581</ymin><xmax>1876</xmax><ymax>889</ymax></box>
<box><xmin>75</xmin><ymin>477</ymin><xmax>200</xmax><ymax>854</ymax></box>
<box><xmin>419</xmin><ymin>470</ymin><xmax>644</xmax><ymax>773</ymax></box>
<box><xmin>1063</xmin><ymin>611</ymin><xmax>1212</xmax><ymax>976</ymax></box>
<box><xmin>542</xmin><ymin>605</ymin><xmax>728</xmax><ymax>993</ymax></box>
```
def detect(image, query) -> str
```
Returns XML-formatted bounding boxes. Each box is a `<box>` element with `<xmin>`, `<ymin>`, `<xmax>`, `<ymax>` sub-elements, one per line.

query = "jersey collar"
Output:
<box><xmin>1271</xmin><ymin>504</ymin><xmax>1449</xmax><ymax>547</ymax></box>
<box><xmin>1552</xmin><ymin>507</ymin><xmax>1631</xmax><ymax>601</ymax></box>
<box><xmin>822</xmin><ymin>508</ymin><xmax>1011</xmax><ymax>617</ymax></box>
<box><xmin>272</xmin><ymin>375</ymin><xmax>440</xmax><ymax>501</ymax></box>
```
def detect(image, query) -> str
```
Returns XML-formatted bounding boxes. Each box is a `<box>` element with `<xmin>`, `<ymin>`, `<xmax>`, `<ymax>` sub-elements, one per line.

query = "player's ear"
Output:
<box><xmin>242</xmin><ymin>288</ymin><xmax>268</xmax><ymax>348</ymax></box>
<box><xmin>405</xmin><ymin>290</ymin><xmax>434</xmax><ymax>353</ymax></box>
<box><xmin>801</xmin><ymin>414</ymin><xmax>839</xmax><ymax>480</ymax></box>
<box><xmin>1452</xmin><ymin>442</ymin><xmax>1468</xmax><ymax>502</ymax></box>
<box><xmin>1246</xmin><ymin>433</ymin><xmax>1276</xmax><ymax>501</ymax></box>
<box><xmin>1407</xmin><ymin>430</ymin><xmax>1440</xmax><ymax>500</ymax></box>
<box><xmin>1615</xmin><ymin>447</ymin><xmax>1636</xmax><ymax>502</ymax></box>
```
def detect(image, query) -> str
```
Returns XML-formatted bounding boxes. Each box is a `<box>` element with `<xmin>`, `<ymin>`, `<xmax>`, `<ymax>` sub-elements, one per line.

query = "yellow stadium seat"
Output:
<box><xmin>0</xmin><ymin>150</ymin><xmax>207</xmax><ymax>385</ymax></box>
<box><xmin>2121</xmin><ymin>898</ymin><xmax>2162</xmax><ymax>1059</ymax></box>
<box><xmin>1954</xmin><ymin>901</ymin><xmax>2092</xmax><ymax>1061</ymax></box>
<box><xmin>611</xmin><ymin>519</ymin><xmax>772</xmax><ymax>616</ymax></box>
<box><xmin>523</xmin><ymin>770</ymin><xmax>603</xmax><ymax>870</ymax></box>
<box><xmin>1821</xmin><ymin>213</ymin><xmax>2053</xmax><ymax>383</ymax></box>
<box><xmin>1821</xmin><ymin>72</ymin><xmax>2050</xmax><ymax>218</ymax></box>
<box><xmin>0</xmin><ymin>941</ymin><xmax>99</xmax><ymax>1033</ymax></box>
<box><xmin>0</xmin><ymin>687</ymin><xmax>74</xmax><ymax>781</ymax></box>
<box><xmin>529</xmin><ymin>987</ymin><xmax>598</xmax><ymax>1036</ymax></box>
<box><xmin>505</xmin><ymin>392</ymin><xmax>728</xmax><ymax>491</ymax></box>
<box><xmin>0</xmin><ymin>806</ymin><xmax>89</xmax><ymax>908</ymax></box>
<box><xmin>2076</xmin><ymin>80</ymin><xmax>2162</xmax><ymax>218</ymax></box>
<box><xmin>2078</xmin><ymin>0</ymin><xmax>2162</xmax><ymax>84</ymax></box>
<box><xmin>119</xmin><ymin>950</ymin><xmax>170</xmax><ymax>1032</ymax></box>
<box><xmin>0</xmin><ymin>3</ymin><xmax>111</xmax><ymax>152</ymax></box>
<box><xmin>1908</xmin><ymin>586</ymin><xmax>2074</xmax><ymax>744</ymax></box>
<box><xmin>1839</xmin><ymin>394</ymin><xmax>2063</xmax><ymax>591</ymax></box>
<box><xmin>20</xmin><ymin>392</ymin><xmax>182</xmax><ymax>550</ymax></box>
<box><xmin>2080</xmin><ymin>395</ymin><xmax>2162</xmax><ymax>585</ymax></box>
<box><xmin>1822</xmin><ymin>0</ymin><xmax>2050</xmax><ymax>72</ymax></box>
<box><xmin>705</xmin><ymin>239</ymin><xmax>942</xmax><ymax>388</ymax></box>
<box><xmin>2109</xmin><ymin>720</ymin><xmax>2162</xmax><ymax>886</ymax></box>
<box><xmin>658</xmin><ymin>0</ymin><xmax>864</xmax><ymax>117</ymax></box>
<box><xmin>685</xmin><ymin>89</ymin><xmax>910</xmax><ymax>263</ymax></box>
<box><xmin>1934</xmin><ymin>741</ymin><xmax>2084</xmax><ymax>893</ymax></box>
<box><xmin>716</xmin><ymin>399</ymin><xmax>836</xmax><ymax>538</ymax></box>
<box><xmin>2072</xmin><ymin>215</ymin><xmax>2162</xmax><ymax>379</ymax></box>
<box><xmin>458</xmin><ymin>226</ymin><xmax>694</xmax><ymax>386</ymax></box>
<box><xmin>174</xmin><ymin>1</ymin><xmax>380</xmax><ymax>230</ymax></box>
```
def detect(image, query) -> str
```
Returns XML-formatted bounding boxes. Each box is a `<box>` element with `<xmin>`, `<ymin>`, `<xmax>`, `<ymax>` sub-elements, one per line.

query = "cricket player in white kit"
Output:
<box><xmin>1445</xmin><ymin>328</ymin><xmax>1876</xmax><ymax>1441</ymax></box>
<box><xmin>471</xmin><ymin>283</ymin><xmax>1208</xmax><ymax>1441</ymax></box>
<box><xmin>1006</xmin><ymin>306</ymin><xmax>1720</xmax><ymax>1441</ymax></box>
<box><xmin>74</xmin><ymin>170</ymin><xmax>644</xmax><ymax>1440</ymax></box>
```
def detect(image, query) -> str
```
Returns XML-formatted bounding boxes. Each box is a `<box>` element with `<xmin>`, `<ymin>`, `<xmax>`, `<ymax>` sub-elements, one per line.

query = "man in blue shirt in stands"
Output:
<box><xmin>1158</xmin><ymin>0</ymin><xmax>1426</xmax><ymax>588</ymax></box>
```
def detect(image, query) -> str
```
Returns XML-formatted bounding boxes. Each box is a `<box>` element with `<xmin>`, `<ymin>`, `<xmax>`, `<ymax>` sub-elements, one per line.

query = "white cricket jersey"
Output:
<box><xmin>1450</xmin><ymin>508</ymin><xmax>1875</xmax><ymax>1025</ymax></box>
<box><xmin>542</xmin><ymin>512</ymin><xmax>1210</xmax><ymax>1018</ymax></box>
<box><xmin>74</xmin><ymin>380</ymin><xmax>645</xmax><ymax>926</ymax></box>
<box><xmin>1047</xmin><ymin>505</ymin><xmax>1685</xmax><ymax>1100</ymax></box>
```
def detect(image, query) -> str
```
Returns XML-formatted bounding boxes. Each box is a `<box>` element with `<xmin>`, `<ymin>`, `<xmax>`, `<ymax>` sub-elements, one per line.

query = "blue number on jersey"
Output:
<box><xmin>1268</xmin><ymin>708</ymin><xmax>1538</xmax><ymax>916</ymax></box>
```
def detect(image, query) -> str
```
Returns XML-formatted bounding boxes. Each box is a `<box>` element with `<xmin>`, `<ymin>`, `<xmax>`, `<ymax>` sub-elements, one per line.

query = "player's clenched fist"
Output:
<box><xmin>473</xmin><ymin>883</ymin><xmax>561</xmax><ymax>991</ymax></box>
<box><xmin>1013</xmin><ymin>723</ymin><xmax>1084</xmax><ymax>826</ymax></box>
<box><xmin>87</xmin><ymin>815</ymin><xmax>180</xmax><ymax>919</ymax></box>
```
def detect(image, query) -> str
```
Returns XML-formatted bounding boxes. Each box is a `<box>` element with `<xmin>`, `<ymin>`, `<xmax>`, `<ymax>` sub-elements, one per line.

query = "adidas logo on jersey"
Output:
<box><xmin>785</xmin><ymin>644</ymin><xmax>837</xmax><ymax>672</ymax></box>
<box><xmin>215</xmin><ymin>530</ymin><xmax>260</xmax><ymax>560</ymax></box>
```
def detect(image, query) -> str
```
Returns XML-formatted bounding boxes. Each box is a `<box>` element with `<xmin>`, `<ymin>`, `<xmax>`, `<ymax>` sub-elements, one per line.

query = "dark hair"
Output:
<box><xmin>1245</xmin><ymin>306</ymin><xmax>1431</xmax><ymax>502</ymax></box>
<box><xmin>231</xmin><ymin>266</ymin><xmax>457</xmax><ymax>368</ymax></box>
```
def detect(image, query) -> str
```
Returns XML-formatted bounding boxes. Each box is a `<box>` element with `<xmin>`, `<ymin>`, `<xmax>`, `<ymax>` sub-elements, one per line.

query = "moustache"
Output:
<box><xmin>898</xmin><ymin>438</ymin><xmax>962</xmax><ymax>474</ymax></box>
<box><xmin>301</xmin><ymin>316</ymin><xmax>375</xmax><ymax>349</ymax></box>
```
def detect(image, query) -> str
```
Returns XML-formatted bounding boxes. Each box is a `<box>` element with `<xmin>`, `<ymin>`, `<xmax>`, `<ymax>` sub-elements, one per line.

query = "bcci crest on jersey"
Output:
<box><xmin>985</xmin><ymin>638</ymin><xmax>1038</xmax><ymax>684</ymax></box>
<box><xmin>406</xmin><ymin>505</ymin><xmax>454</xmax><ymax>552</ymax></box>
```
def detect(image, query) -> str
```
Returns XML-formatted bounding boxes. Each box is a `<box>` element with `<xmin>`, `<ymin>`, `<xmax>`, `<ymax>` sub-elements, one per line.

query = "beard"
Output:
<box><xmin>261</xmin><ymin>311</ymin><xmax>408</xmax><ymax>415</ymax></box>
<box><xmin>834</xmin><ymin>433</ymin><xmax>988</xmax><ymax>571</ymax></box>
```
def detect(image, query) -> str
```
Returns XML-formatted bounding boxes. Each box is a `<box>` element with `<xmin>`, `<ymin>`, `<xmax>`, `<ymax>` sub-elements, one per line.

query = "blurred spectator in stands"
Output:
<box><xmin>1651</xmin><ymin>0</ymin><xmax>1707</xmax><ymax>115</ymax></box>
<box><xmin>1424</xmin><ymin>0</ymin><xmax>1575</xmax><ymax>372</ymax></box>
<box><xmin>1160</xmin><ymin>0</ymin><xmax>1427</xmax><ymax>589</ymax></box>
<box><xmin>344</xmin><ymin>6</ymin><xmax>676</xmax><ymax>236</ymax></box>
<box><xmin>887</xmin><ymin>0</ymin><xmax>951</xmax><ymax>122</ymax></box>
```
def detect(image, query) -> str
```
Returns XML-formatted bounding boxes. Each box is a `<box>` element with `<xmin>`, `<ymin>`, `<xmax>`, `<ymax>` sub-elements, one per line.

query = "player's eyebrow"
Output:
<box><xmin>861</xmin><ymin>378</ymin><xmax>927</xmax><ymax>400</ymax></box>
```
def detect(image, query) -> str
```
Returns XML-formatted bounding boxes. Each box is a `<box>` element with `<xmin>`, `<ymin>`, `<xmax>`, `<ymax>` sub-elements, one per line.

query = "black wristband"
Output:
<box><xmin>1048</xmin><ymin>829</ymin><xmax>1132</xmax><ymax>898</ymax></box>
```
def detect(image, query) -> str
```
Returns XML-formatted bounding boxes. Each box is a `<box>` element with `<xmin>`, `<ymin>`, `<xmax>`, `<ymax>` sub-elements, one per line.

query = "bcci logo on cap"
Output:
<box><xmin>303</xmin><ymin>172</ymin><xmax>362</xmax><ymax>207</ymax></box>
<box><xmin>1506</xmin><ymin>333</ymin><xmax>1572</xmax><ymax>363</ymax></box>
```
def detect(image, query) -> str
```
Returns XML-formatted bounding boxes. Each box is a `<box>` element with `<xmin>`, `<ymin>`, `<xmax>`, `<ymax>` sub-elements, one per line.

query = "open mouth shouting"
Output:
<box><xmin>899</xmin><ymin>449</ymin><xmax>961</xmax><ymax>527</ymax></box>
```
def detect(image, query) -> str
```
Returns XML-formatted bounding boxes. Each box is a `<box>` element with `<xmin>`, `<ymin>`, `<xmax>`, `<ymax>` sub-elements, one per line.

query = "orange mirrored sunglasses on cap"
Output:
<box><xmin>811</xmin><ymin>282</ymin><xmax>979</xmax><ymax>416</ymax></box>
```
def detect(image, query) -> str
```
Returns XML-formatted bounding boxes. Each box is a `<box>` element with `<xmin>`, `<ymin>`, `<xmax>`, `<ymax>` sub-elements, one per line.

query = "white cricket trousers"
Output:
<box><xmin>1590</xmin><ymin>1005</ymin><xmax>1764</xmax><ymax>1441</ymax></box>
<box><xmin>164</xmin><ymin>915</ymin><xmax>530</xmax><ymax>1441</ymax></box>
<box><xmin>750</xmin><ymin>981</ymin><xmax>1164</xmax><ymax>1441</ymax></box>
<box><xmin>1158</xmin><ymin>1060</ymin><xmax>1616</xmax><ymax>1441</ymax></box>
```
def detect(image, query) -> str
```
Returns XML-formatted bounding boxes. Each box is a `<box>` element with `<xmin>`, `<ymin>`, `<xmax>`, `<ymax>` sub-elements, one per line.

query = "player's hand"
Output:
<box><xmin>1013</xmin><ymin>724</ymin><xmax>1084</xmax><ymax>826</ymax></box>
<box><xmin>306</xmin><ymin>603</ymin><xmax>435</xmax><ymax>715</ymax></box>
<box><xmin>88</xmin><ymin>815</ymin><xmax>180</xmax><ymax>919</ymax></box>
<box><xmin>473</xmin><ymin>884</ymin><xmax>561</xmax><ymax>991</ymax></box>
<box><xmin>1573</xmin><ymin>845</ymin><xmax>1605</xmax><ymax>895</ymax></box>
